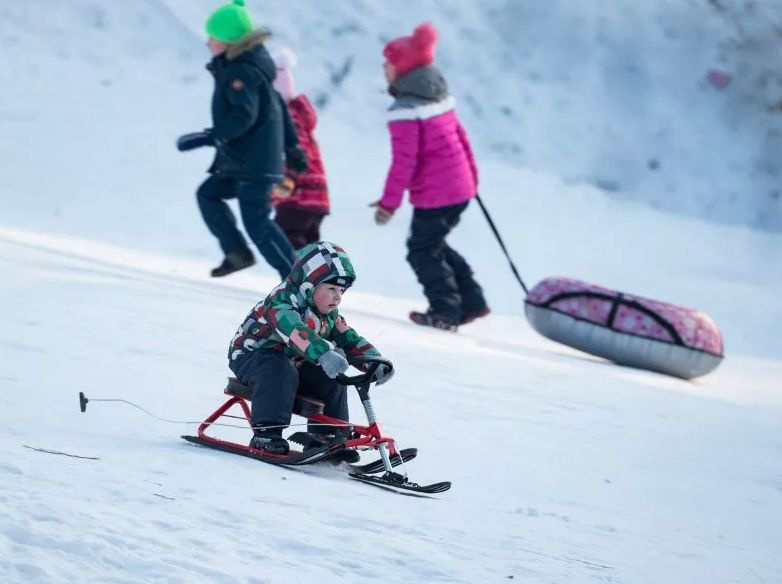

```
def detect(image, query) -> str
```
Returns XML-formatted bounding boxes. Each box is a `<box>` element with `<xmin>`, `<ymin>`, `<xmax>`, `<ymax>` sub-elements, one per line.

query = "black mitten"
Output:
<box><xmin>176</xmin><ymin>129</ymin><xmax>214</xmax><ymax>152</ymax></box>
<box><xmin>286</xmin><ymin>147</ymin><xmax>309</xmax><ymax>173</ymax></box>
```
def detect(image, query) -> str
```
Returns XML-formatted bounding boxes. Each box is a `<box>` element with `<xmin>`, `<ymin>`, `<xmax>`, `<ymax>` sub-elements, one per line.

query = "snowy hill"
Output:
<box><xmin>2</xmin><ymin>0</ymin><xmax>781</xmax><ymax>233</ymax></box>
<box><xmin>164</xmin><ymin>0</ymin><xmax>782</xmax><ymax>231</ymax></box>
<box><xmin>2</xmin><ymin>227</ymin><xmax>781</xmax><ymax>583</ymax></box>
<box><xmin>2</xmin><ymin>0</ymin><xmax>781</xmax><ymax>354</ymax></box>
<box><xmin>1</xmin><ymin>1</ymin><xmax>782</xmax><ymax>582</ymax></box>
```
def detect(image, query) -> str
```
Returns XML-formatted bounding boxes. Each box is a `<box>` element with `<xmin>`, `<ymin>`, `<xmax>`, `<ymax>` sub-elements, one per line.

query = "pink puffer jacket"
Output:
<box><xmin>379</xmin><ymin>95</ymin><xmax>478</xmax><ymax>210</ymax></box>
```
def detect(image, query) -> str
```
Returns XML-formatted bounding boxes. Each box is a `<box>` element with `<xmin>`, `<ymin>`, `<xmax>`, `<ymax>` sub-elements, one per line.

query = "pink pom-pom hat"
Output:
<box><xmin>383</xmin><ymin>22</ymin><xmax>438</xmax><ymax>77</ymax></box>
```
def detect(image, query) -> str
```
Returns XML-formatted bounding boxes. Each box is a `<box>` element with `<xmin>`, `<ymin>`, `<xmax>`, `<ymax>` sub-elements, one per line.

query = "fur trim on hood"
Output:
<box><xmin>227</xmin><ymin>27</ymin><xmax>272</xmax><ymax>60</ymax></box>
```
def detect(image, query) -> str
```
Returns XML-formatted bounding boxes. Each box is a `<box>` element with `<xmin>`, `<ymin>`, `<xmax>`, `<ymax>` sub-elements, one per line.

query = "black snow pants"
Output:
<box><xmin>406</xmin><ymin>200</ymin><xmax>487</xmax><ymax>323</ymax></box>
<box><xmin>229</xmin><ymin>349</ymin><xmax>348</xmax><ymax>436</ymax></box>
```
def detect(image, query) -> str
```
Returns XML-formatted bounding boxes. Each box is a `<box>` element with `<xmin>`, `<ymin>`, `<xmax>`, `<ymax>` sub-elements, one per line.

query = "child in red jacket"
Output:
<box><xmin>271</xmin><ymin>48</ymin><xmax>330</xmax><ymax>249</ymax></box>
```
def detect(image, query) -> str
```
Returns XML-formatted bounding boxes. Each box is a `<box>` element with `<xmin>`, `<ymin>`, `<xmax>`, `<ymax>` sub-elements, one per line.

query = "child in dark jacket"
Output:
<box><xmin>372</xmin><ymin>23</ymin><xmax>490</xmax><ymax>331</ymax></box>
<box><xmin>228</xmin><ymin>241</ymin><xmax>393</xmax><ymax>456</ymax></box>
<box><xmin>270</xmin><ymin>48</ymin><xmax>331</xmax><ymax>250</ymax></box>
<box><xmin>176</xmin><ymin>0</ymin><xmax>308</xmax><ymax>280</ymax></box>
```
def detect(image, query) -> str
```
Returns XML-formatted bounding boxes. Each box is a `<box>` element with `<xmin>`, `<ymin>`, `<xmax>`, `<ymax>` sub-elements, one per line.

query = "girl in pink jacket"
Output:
<box><xmin>373</xmin><ymin>23</ymin><xmax>489</xmax><ymax>331</ymax></box>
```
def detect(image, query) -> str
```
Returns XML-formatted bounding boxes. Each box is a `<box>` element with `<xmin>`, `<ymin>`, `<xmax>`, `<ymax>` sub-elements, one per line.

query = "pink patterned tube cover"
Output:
<box><xmin>526</xmin><ymin>277</ymin><xmax>723</xmax><ymax>356</ymax></box>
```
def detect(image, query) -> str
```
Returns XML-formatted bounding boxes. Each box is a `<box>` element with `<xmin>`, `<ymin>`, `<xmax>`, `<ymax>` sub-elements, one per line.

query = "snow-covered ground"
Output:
<box><xmin>1</xmin><ymin>226</ymin><xmax>781</xmax><ymax>583</ymax></box>
<box><xmin>2</xmin><ymin>1</ymin><xmax>780</xmax><ymax>234</ymax></box>
<box><xmin>1</xmin><ymin>1</ymin><xmax>781</xmax><ymax>582</ymax></box>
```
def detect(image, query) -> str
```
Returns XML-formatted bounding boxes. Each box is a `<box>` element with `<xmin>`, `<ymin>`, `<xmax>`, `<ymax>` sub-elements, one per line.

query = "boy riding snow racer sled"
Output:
<box><xmin>227</xmin><ymin>241</ymin><xmax>394</xmax><ymax>458</ymax></box>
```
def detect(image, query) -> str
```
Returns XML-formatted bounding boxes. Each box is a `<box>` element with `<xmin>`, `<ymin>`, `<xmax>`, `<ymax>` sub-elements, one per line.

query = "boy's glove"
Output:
<box><xmin>319</xmin><ymin>349</ymin><xmax>349</xmax><ymax>379</ymax></box>
<box><xmin>374</xmin><ymin>362</ymin><xmax>394</xmax><ymax>385</ymax></box>
<box><xmin>370</xmin><ymin>201</ymin><xmax>394</xmax><ymax>225</ymax></box>
<box><xmin>176</xmin><ymin>129</ymin><xmax>214</xmax><ymax>152</ymax></box>
<box><xmin>286</xmin><ymin>147</ymin><xmax>309</xmax><ymax>173</ymax></box>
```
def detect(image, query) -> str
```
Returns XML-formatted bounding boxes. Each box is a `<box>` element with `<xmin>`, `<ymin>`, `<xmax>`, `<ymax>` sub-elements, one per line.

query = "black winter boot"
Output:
<box><xmin>305</xmin><ymin>445</ymin><xmax>360</xmax><ymax>464</ymax></box>
<box><xmin>409</xmin><ymin>309</ymin><xmax>458</xmax><ymax>332</ymax></box>
<box><xmin>301</xmin><ymin>433</ymin><xmax>360</xmax><ymax>463</ymax></box>
<box><xmin>460</xmin><ymin>306</ymin><xmax>490</xmax><ymax>325</ymax></box>
<box><xmin>249</xmin><ymin>431</ymin><xmax>290</xmax><ymax>455</ymax></box>
<box><xmin>211</xmin><ymin>249</ymin><xmax>256</xmax><ymax>277</ymax></box>
<box><xmin>333</xmin><ymin>449</ymin><xmax>360</xmax><ymax>463</ymax></box>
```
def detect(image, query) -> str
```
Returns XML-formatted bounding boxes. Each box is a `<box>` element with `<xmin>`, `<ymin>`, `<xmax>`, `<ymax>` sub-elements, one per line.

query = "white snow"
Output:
<box><xmin>1</xmin><ymin>1</ymin><xmax>781</xmax><ymax>583</ymax></box>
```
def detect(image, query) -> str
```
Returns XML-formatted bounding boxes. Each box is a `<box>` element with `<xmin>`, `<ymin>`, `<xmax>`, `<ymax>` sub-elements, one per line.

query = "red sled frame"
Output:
<box><xmin>194</xmin><ymin>367</ymin><xmax>399</xmax><ymax>462</ymax></box>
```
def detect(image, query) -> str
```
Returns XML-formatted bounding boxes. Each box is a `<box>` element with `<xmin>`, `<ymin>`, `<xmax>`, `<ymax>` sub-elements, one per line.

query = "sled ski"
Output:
<box><xmin>347</xmin><ymin>447</ymin><xmax>418</xmax><ymax>475</ymax></box>
<box><xmin>349</xmin><ymin>470</ymin><xmax>451</xmax><ymax>495</ymax></box>
<box><xmin>181</xmin><ymin>435</ymin><xmax>345</xmax><ymax>466</ymax></box>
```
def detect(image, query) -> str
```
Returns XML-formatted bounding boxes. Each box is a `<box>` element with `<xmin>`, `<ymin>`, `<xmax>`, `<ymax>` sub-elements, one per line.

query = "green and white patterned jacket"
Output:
<box><xmin>229</xmin><ymin>241</ymin><xmax>379</xmax><ymax>364</ymax></box>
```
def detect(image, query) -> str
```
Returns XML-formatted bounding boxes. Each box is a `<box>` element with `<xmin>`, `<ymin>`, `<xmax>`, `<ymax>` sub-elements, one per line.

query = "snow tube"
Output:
<box><xmin>524</xmin><ymin>277</ymin><xmax>724</xmax><ymax>379</ymax></box>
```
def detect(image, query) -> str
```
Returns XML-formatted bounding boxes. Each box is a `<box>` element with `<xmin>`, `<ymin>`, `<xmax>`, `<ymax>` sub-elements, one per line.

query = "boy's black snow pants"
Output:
<box><xmin>229</xmin><ymin>349</ymin><xmax>348</xmax><ymax>437</ymax></box>
<box><xmin>197</xmin><ymin>176</ymin><xmax>295</xmax><ymax>280</ymax></box>
<box><xmin>406</xmin><ymin>200</ymin><xmax>487</xmax><ymax>324</ymax></box>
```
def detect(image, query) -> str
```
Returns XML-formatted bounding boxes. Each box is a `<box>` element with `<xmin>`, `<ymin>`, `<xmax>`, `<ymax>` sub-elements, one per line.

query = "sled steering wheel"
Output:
<box><xmin>336</xmin><ymin>355</ymin><xmax>393</xmax><ymax>387</ymax></box>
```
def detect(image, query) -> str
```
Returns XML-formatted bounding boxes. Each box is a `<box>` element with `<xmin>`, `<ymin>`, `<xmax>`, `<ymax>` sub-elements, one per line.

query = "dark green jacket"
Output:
<box><xmin>207</xmin><ymin>29</ymin><xmax>299</xmax><ymax>180</ymax></box>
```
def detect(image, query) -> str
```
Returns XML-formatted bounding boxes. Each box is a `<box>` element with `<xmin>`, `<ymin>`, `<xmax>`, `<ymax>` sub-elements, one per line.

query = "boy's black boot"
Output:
<box><xmin>249</xmin><ymin>431</ymin><xmax>290</xmax><ymax>455</ymax></box>
<box><xmin>333</xmin><ymin>449</ymin><xmax>360</xmax><ymax>463</ymax></box>
<box><xmin>211</xmin><ymin>249</ymin><xmax>256</xmax><ymax>277</ymax></box>
<box><xmin>409</xmin><ymin>309</ymin><xmax>458</xmax><ymax>332</ymax></box>
<box><xmin>302</xmin><ymin>433</ymin><xmax>360</xmax><ymax>463</ymax></box>
<box><xmin>305</xmin><ymin>445</ymin><xmax>360</xmax><ymax>464</ymax></box>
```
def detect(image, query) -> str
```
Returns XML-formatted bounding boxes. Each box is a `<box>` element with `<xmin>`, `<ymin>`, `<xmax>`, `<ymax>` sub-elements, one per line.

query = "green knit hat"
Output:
<box><xmin>205</xmin><ymin>0</ymin><xmax>253</xmax><ymax>43</ymax></box>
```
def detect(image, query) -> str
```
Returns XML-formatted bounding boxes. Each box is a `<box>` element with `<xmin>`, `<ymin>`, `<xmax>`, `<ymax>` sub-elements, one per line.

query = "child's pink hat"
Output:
<box><xmin>383</xmin><ymin>22</ymin><xmax>438</xmax><ymax>78</ymax></box>
<box><xmin>272</xmin><ymin>46</ymin><xmax>297</xmax><ymax>101</ymax></box>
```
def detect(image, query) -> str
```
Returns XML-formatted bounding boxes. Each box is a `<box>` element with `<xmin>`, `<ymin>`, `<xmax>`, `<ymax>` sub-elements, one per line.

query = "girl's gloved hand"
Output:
<box><xmin>370</xmin><ymin>201</ymin><xmax>394</xmax><ymax>225</ymax></box>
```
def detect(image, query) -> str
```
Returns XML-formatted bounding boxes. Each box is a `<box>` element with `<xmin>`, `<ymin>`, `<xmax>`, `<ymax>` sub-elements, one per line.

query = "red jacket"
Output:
<box><xmin>272</xmin><ymin>95</ymin><xmax>330</xmax><ymax>214</ymax></box>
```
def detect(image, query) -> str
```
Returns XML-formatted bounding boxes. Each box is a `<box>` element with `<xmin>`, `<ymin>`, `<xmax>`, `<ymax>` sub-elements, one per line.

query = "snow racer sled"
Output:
<box><xmin>181</xmin><ymin>356</ymin><xmax>451</xmax><ymax>495</ymax></box>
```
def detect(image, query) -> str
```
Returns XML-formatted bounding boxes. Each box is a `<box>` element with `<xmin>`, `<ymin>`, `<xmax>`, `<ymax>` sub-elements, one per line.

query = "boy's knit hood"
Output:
<box><xmin>285</xmin><ymin>241</ymin><xmax>356</xmax><ymax>309</ymax></box>
<box><xmin>229</xmin><ymin>240</ymin><xmax>377</xmax><ymax>364</ymax></box>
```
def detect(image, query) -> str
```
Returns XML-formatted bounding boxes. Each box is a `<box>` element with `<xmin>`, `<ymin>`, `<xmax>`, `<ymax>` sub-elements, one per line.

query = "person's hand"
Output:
<box><xmin>369</xmin><ymin>201</ymin><xmax>394</xmax><ymax>225</ymax></box>
<box><xmin>319</xmin><ymin>349</ymin><xmax>349</xmax><ymax>379</ymax></box>
<box><xmin>272</xmin><ymin>176</ymin><xmax>295</xmax><ymax>199</ymax></box>
<box><xmin>286</xmin><ymin>147</ymin><xmax>309</xmax><ymax>173</ymax></box>
<box><xmin>176</xmin><ymin>129</ymin><xmax>214</xmax><ymax>152</ymax></box>
<box><xmin>374</xmin><ymin>361</ymin><xmax>394</xmax><ymax>385</ymax></box>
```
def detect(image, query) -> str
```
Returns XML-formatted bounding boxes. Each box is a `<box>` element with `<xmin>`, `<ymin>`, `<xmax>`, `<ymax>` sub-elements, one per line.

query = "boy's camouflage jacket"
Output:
<box><xmin>229</xmin><ymin>241</ymin><xmax>379</xmax><ymax>364</ymax></box>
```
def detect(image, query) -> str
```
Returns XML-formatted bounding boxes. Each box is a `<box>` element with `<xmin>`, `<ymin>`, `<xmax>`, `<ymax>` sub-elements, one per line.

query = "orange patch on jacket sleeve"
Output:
<box><xmin>231</xmin><ymin>79</ymin><xmax>245</xmax><ymax>91</ymax></box>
